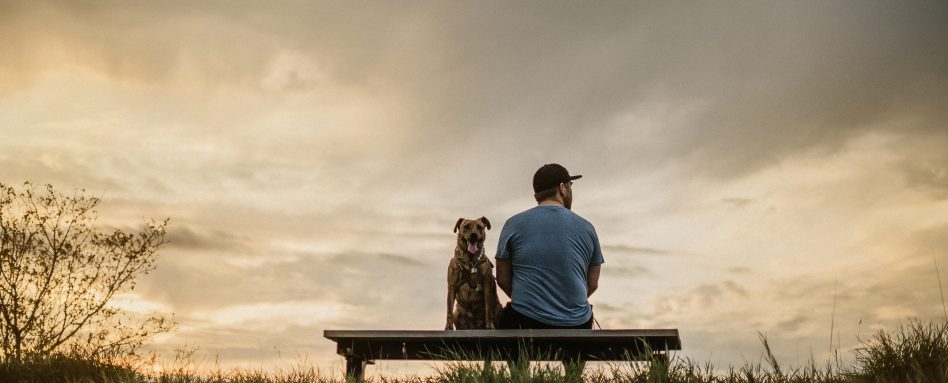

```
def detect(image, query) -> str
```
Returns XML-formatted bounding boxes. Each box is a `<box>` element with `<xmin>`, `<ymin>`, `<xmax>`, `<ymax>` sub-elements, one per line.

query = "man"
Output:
<box><xmin>495</xmin><ymin>163</ymin><xmax>604</xmax><ymax>330</ymax></box>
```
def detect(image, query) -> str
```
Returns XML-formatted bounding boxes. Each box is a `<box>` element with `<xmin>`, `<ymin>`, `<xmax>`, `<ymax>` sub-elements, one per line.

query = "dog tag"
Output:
<box><xmin>470</xmin><ymin>267</ymin><xmax>477</xmax><ymax>274</ymax></box>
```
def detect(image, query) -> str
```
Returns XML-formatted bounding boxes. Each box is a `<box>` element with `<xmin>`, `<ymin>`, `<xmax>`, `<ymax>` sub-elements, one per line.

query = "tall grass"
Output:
<box><xmin>2</xmin><ymin>319</ymin><xmax>947</xmax><ymax>383</ymax></box>
<box><xmin>852</xmin><ymin>320</ymin><xmax>948</xmax><ymax>382</ymax></box>
<box><xmin>0</xmin><ymin>352</ymin><xmax>139</xmax><ymax>383</ymax></box>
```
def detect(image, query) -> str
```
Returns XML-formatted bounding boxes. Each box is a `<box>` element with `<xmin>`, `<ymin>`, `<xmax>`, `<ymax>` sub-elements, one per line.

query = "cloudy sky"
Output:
<box><xmin>2</xmin><ymin>0</ymin><xmax>947</xmax><ymax>377</ymax></box>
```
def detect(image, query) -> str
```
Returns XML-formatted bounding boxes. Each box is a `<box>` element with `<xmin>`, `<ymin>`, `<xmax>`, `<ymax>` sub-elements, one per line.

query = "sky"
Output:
<box><xmin>2</xmin><ymin>0</ymin><xmax>948</xmax><ymax>377</ymax></box>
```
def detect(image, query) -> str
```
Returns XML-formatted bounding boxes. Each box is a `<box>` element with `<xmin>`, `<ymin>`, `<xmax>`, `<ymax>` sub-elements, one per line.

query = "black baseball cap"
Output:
<box><xmin>533</xmin><ymin>164</ymin><xmax>582</xmax><ymax>193</ymax></box>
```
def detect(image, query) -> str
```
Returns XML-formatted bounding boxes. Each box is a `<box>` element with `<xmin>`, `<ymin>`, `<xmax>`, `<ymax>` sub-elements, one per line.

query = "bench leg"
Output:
<box><xmin>652</xmin><ymin>352</ymin><xmax>669</xmax><ymax>365</ymax></box>
<box><xmin>507</xmin><ymin>360</ymin><xmax>530</xmax><ymax>380</ymax></box>
<box><xmin>481</xmin><ymin>354</ymin><xmax>495</xmax><ymax>375</ymax></box>
<box><xmin>562</xmin><ymin>359</ymin><xmax>585</xmax><ymax>382</ymax></box>
<box><xmin>345</xmin><ymin>357</ymin><xmax>372</xmax><ymax>381</ymax></box>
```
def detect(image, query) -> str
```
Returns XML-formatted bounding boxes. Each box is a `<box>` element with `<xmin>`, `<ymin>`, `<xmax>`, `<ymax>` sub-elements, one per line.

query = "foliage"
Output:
<box><xmin>0</xmin><ymin>318</ymin><xmax>941</xmax><ymax>382</ymax></box>
<box><xmin>0</xmin><ymin>181</ymin><xmax>172</xmax><ymax>362</ymax></box>
<box><xmin>0</xmin><ymin>352</ymin><xmax>141</xmax><ymax>383</ymax></box>
<box><xmin>852</xmin><ymin>319</ymin><xmax>948</xmax><ymax>382</ymax></box>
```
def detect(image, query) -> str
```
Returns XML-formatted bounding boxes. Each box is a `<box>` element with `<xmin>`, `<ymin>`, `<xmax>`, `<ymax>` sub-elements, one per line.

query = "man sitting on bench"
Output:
<box><xmin>495</xmin><ymin>164</ymin><xmax>604</xmax><ymax>375</ymax></box>
<box><xmin>496</xmin><ymin>164</ymin><xmax>604</xmax><ymax>329</ymax></box>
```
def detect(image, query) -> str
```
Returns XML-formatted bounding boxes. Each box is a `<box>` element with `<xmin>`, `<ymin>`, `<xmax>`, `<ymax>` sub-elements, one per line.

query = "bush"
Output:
<box><xmin>0</xmin><ymin>353</ymin><xmax>141</xmax><ymax>383</ymax></box>
<box><xmin>853</xmin><ymin>320</ymin><xmax>948</xmax><ymax>382</ymax></box>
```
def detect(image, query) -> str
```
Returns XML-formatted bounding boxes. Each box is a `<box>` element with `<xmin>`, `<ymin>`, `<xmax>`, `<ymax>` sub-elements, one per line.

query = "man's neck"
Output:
<box><xmin>538</xmin><ymin>199</ymin><xmax>563</xmax><ymax>207</ymax></box>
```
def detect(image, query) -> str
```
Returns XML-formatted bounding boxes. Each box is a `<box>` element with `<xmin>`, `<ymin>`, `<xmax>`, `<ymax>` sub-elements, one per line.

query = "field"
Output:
<box><xmin>1</xmin><ymin>320</ymin><xmax>946</xmax><ymax>383</ymax></box>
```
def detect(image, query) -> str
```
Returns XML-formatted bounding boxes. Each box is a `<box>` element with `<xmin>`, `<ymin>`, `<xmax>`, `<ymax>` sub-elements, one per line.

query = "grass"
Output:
<box><xmin>2</xmin><ymin>319</ymin><xmax>947</xmax><ymax>383</ymax></box>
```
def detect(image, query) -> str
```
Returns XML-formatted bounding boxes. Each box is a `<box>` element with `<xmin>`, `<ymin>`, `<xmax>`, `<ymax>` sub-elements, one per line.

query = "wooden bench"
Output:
<box><xmin>324</xmin><ymin>329</ymin><xmax>681</xmax><ymax>380</ymax></box>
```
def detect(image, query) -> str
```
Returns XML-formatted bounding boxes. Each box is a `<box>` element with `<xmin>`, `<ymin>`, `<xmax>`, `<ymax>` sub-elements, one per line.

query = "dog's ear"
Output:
<box><xmin>454</xmin><ymin>218</ymin><xmax>464</xmax><ymax>233</ymax></box>
<box><xmin>479</xmin><ymin>216</ymin><xmax>491</xmax><ymax>230</ymax></box>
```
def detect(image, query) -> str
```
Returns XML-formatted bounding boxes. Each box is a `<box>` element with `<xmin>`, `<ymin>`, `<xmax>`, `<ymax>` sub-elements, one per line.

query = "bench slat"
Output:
<box><xmin>325</xmin><ymin>329</ymin><xmax>679</xmax><ymax>343</ymax></box>
<box><xmin>325</xmin><ymin>329</ymin><xmax>681</xmax><ymax>361</ymax></box>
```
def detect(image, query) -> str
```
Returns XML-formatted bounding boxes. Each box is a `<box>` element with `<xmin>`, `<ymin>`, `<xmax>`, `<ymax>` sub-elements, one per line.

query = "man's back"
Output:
<box><xmin>496</xmin><ymin>205</ymin><xmax>604</xmax><ymax>326</ymax></box>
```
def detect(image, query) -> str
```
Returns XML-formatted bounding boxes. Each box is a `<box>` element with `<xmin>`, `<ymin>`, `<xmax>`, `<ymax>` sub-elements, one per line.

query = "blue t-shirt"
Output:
<box><xmin>495</xmin><ymin>205</ymin><xmax>604</xmax><ymax>326</ymax></box>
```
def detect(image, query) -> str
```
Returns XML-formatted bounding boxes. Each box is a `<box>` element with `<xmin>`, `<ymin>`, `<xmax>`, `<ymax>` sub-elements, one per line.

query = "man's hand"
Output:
<box><xmin>586</xmin><ymin>265</ymin><xmax>601</xmax><ymax>297</ymax></box>
<box><xmin>496</xmin><ymin>258</ymin><xmax>512</xmax><ymax>299</ymax></box>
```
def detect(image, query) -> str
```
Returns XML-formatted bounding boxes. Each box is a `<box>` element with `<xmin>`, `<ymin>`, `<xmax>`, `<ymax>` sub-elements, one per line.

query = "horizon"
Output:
<box><xmin>2</xmin><ymin>0</ymin><xmax>947</xmax><ymax>378</ymax></box>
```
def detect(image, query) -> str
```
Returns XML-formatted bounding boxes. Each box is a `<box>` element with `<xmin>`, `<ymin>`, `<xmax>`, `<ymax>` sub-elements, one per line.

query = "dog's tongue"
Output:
<box><xmin>467</xmin><ymin>242</ymin><xmax>479</xmax><ymax>254</ymax></box>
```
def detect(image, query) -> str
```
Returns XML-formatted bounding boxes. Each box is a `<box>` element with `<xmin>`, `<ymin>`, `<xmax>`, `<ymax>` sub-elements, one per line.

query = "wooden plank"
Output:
<box><xmin>325</xmin><ymin>329</ymin><xmax>679</xmax><ymax>343</ymax></box>
<box><xmin>325</xmin><ymin>329</ymin><xmax>681</xmax><ymax>362</ymax></box>
<box><xmin>338</xmin><ymin>339</ymin><xmax>669</xmax><ymax>361</ymax></box>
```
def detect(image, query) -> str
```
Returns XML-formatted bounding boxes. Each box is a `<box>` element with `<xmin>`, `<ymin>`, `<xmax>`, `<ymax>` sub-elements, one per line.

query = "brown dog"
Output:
<box><xmin>445</xmin><ymin>217</ymin><xmax>503</xmax><ymax>330</ymax></box>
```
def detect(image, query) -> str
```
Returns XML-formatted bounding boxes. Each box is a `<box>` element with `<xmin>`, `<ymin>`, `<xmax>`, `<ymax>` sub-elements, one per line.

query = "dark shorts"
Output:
<box><xmin>497</xmin><ymin>303</ymin><xmax>594</xmax><ymax>329</ymax></box>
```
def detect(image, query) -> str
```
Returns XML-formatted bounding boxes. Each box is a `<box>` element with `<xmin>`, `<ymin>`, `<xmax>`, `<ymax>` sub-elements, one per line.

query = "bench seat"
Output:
<box><xmin>324</xmin><ymin>329</ymin><xmax>681</xmax><ymax>380</ymax></box>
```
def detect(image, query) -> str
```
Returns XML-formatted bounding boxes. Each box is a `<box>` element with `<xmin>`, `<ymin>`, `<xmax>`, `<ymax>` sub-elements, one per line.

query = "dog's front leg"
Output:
<box><xmin>446</xmin><ymin>282</ymin><xmax>456</xmax><ymax>330</ymax></box>
<box><xmin>482</xmin><ymin>273</ymin><xmax>495</xmax><ymax>329</ymax></box>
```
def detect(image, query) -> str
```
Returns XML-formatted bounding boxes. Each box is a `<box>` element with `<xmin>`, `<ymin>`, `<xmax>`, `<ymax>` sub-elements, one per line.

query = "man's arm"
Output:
<box><xmin>496</xmin><ymin>258</ymin><xmax>512</xmax><ymax>299</ymax></box>
<box><xmin>586</xmin><ymin>265</ymin><xmax>601</xmax><ymax>298</ymax></box>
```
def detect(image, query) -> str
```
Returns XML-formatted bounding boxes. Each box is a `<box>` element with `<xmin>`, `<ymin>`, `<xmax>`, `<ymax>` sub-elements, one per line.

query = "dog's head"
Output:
<box><xmin>454</xmin><ymin>217</ymin><xmax>491</xmax><ymax>255</ymax></box>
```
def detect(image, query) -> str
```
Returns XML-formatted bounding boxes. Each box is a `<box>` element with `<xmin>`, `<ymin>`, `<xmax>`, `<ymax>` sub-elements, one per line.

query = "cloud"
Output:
<box><xmin>5</xmin><ymin>2</ymin><xmax>945</xmax><ymax>187</ymax></box>
<box><xmin>893</xmin><ymin>132</ymin><xmax>948</xmax><ymax>200</ymax></box>
<box><xmin>4</xmin><ymin>0</ymin><xmax>948</xmax><ymax>374</ymax></box>
<box><xmin>775</xmin><ymin>315</ymin><xmax>809</xmax><ymax>334</ymax></box>
<box><xmin>372</xmin><ymin>253</ymin><xmax>428</xmax><ymax>268</ymax></box>
<box><xmin>109</xmin><ymin>292</ymin><xmax>174</xmax><ymax>315</ymax></box>
<box><xmin>602</xmin><ymin>264</ymin><xmax>651</xmax><ymax>279</ymax></box>
<box><xmin>0</xmin><ymin>144</ymin><xmax>127</xmax><ymax>193</ymax></box>
<box><xmin>190</xmin><ymin>301</ymin><xmax>352</xmax><ymax>331</ymax></box>
<box><xmin>722</xmin><ymin>198</ymin><xmax>754</xmax><ymax>209</ymax></box>
<box><xmin>902</xmin><ymin>163</ymin><xmax>948</xmax><ymax>200</ymax></box>
<box><xmin>654</xmin><ymin>281</ymin><xmax>749</xmax><ymax>313</ymax></box>
<box><xmin>602</xmin><ymin>244</ymin><xmax>672</xmax><ymax>256</ymax></box>
<box><xmin>138</xmin><ymin>248</ymin><xmax>443</xmax><ymax>319</ymax></box>
<box><xmin>165</xmin><ymin>226</ymin><xmax>254</xmax><ymax>252</ymax></box>
<box><xmin>727</xmin><ymin>267</ymin><xmax>753</xmax><ymax>275</ymax></box>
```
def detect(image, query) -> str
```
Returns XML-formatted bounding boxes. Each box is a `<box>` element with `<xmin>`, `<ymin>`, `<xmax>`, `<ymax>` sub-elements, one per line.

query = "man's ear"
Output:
<box><xmin>479</xmin><ymin>216</ymin><xmax>491</xmax><ymax>230</ymax></box>
<box><xmin>454</xmin><ymin>218</ymin><xmax>464</xmax><ymax>233</ymax></box>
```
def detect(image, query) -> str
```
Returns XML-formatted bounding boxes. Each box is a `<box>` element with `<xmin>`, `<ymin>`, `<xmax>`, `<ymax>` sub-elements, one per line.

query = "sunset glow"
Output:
<box><xmin>2</xmin><ymin>1</ymin><xmax>947</xmax><ymax>377</ymax></box>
